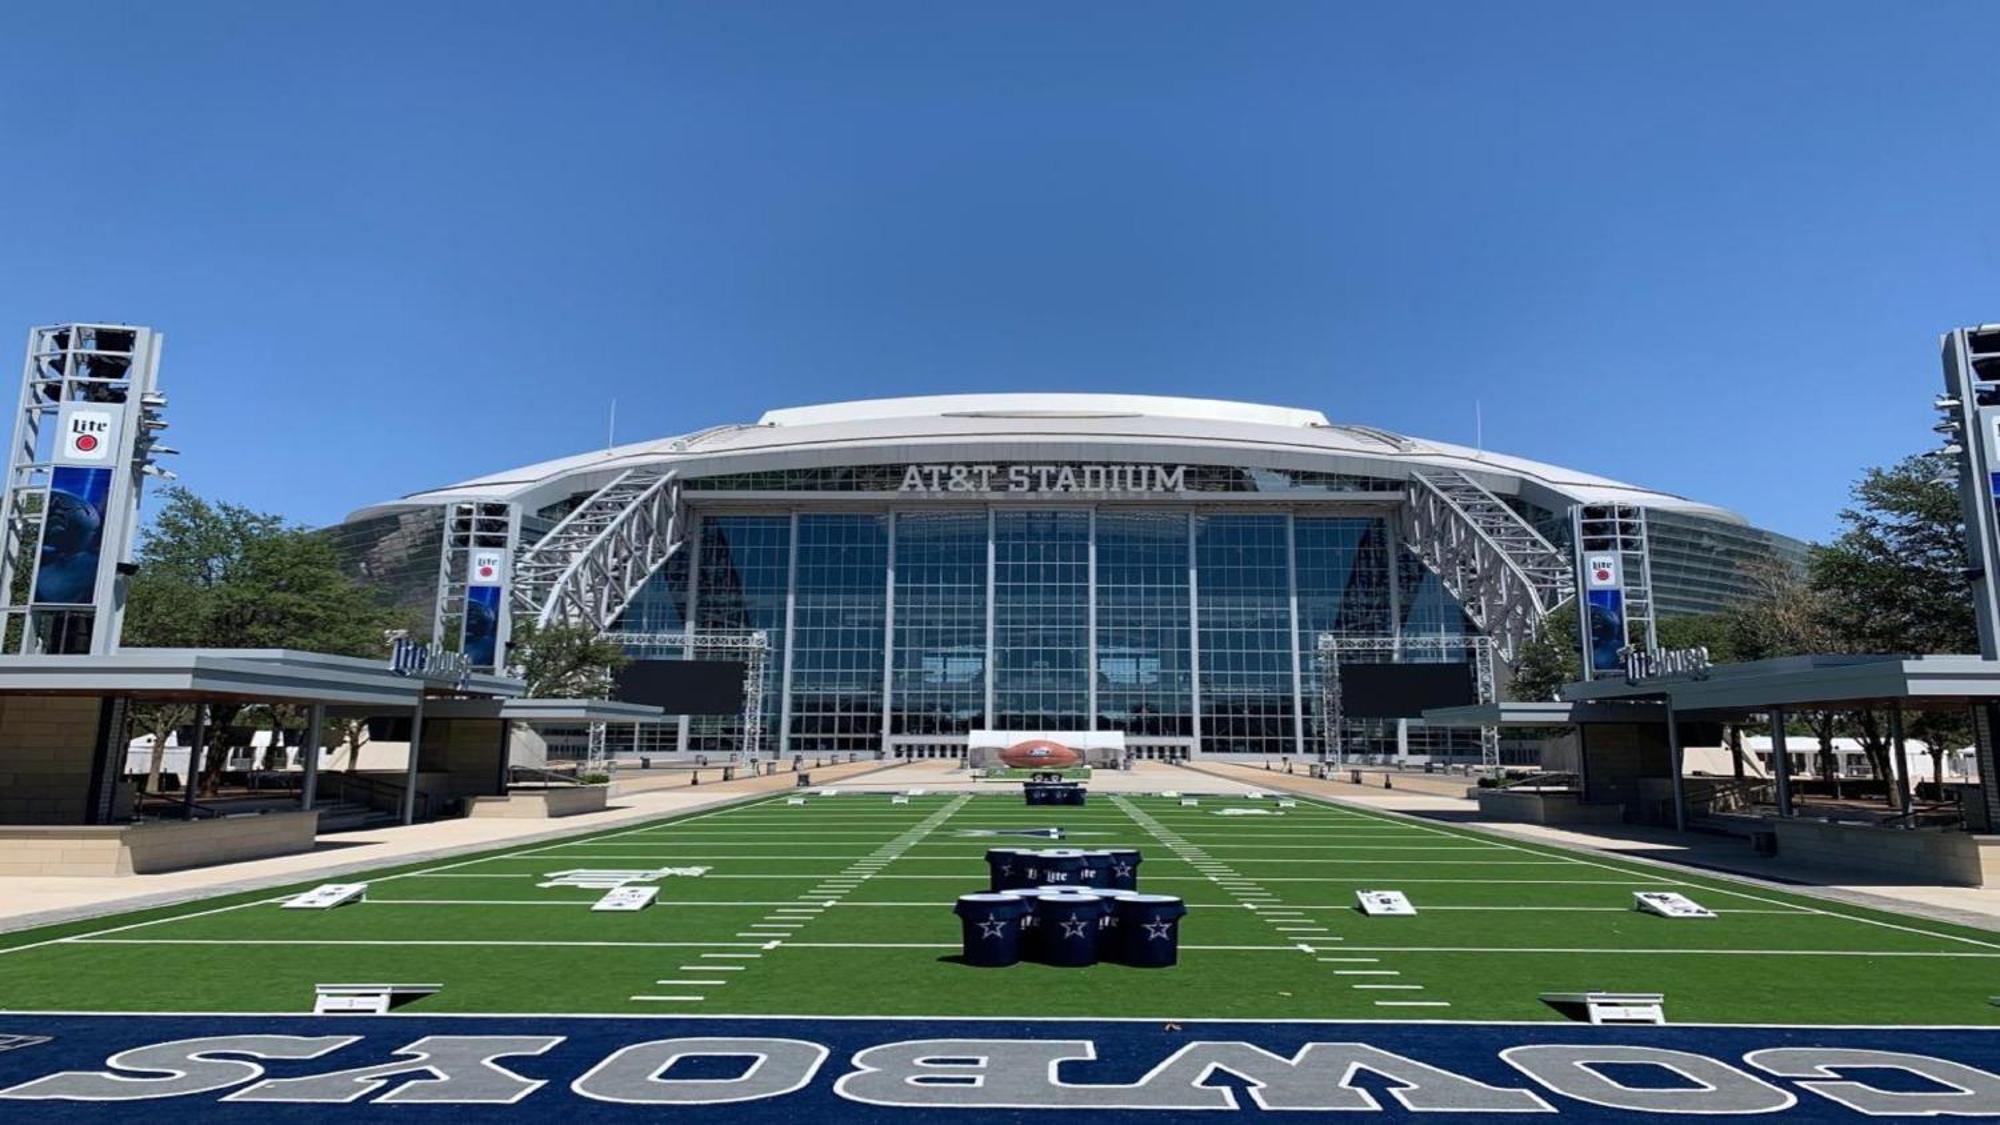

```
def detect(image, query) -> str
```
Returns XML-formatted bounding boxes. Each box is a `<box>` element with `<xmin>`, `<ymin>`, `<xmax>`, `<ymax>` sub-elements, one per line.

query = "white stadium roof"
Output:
<box><xmin>350</xmin><ymin>393</ymin><xmax>1744</xmax><ymax>525</ymax></box>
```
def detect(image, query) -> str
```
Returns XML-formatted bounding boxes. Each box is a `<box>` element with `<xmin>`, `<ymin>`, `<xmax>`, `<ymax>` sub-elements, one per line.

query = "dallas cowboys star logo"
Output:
<box><xmin>1144</xmin><ymin>921</ymin><xmax>1173</xmax><ymax>941</ymax></box>
<box><xmin>999</xmin><ymin>862</ymin><xmax>1014</xmax><ymax>877</ymax></box>
<box><xmin>978</xmin><ymin>919</ymin><xmax>1008</xmax><ymax>939</ymax></box>
<box><xmin>1112</xmin><ymin>863</ymin><xmax>1133</xmax><ymax>879</ymax></box>
<box><xmin>1060</xmin><ymin>919</ymin><xmax>1089</xmax><ymax>938</ymax></box>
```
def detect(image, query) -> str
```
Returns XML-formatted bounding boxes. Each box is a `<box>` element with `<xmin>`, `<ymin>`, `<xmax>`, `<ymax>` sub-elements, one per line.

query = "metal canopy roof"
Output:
<box><xmin>1559</xmin><ymin>654</ymin><xmax>2000</xmax><ymax>715</ymax></box>
<box><xmin>0</xmin><ymin>649</ymin><xmax>523</xmax><ymax>709</ymax></box>
<box><xmin>1422</xmin><ymin>700</ymin><xmax>1667</xmax><ymax>727</ymax></box>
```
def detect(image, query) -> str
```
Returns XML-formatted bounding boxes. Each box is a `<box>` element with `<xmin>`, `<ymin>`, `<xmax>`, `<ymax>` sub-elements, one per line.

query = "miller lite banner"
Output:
<box><xmin>461</xmin><ymin>549</ymin><xmax>506</xmax><ymax>672</ymax></box>
<box><xmin>1580</xmin><ymin>552</ymin><xmax>1627</xmax><ymax>676</ymax></box>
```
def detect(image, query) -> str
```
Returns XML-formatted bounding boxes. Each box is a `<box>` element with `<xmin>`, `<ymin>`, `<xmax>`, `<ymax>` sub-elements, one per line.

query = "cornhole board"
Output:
<box><xmin>1542</xmin><ymin>991</ymin><xmax>1667</xmax><ymax>1025</ymax></box>
<box><xmin>1634</xmin><ymin>891</ymin><xmax>1715</xmax><ymax>919</ymax></box>
<box><xmin>906</xmin><ymin>788</ymin><xmax>927</xmax><ymax>796</ymax></box>
<box><xmin>593</xmin><ymin>886</ymin><xmax>659</xmax><ymax>912</ymax></box>
<box><xmin>786</xmin><ymin>797</ymin><xmax>807</xmax><ymax>805</ymax></box>
<box><xmin>1179</xmin><ymin>798</ymin><xmax>1199</xmax><ymax>807</ymax></box>
<box><xmin>890</xmin><ymin>795</ymin><xmax>909</xmax><ymax>805</ymax></box>
<box><xmin>1276</xmin><ymin>799</ymin><xmax>1297</xmax><ymax>808</ymax></box>
<box><xmin>1160</xmin><ymin>791</ymin><xmax>1180</xmax><ymax>798</ymax></box>
<box><xmin>1356</xmin><ymin>889</ymin><xmax>1416</xmax><ymax>916</ymax></box>
<box><xmin>312</xmin><ymin>983</ymin><xmax>441</xmax><ymax>1015</ymax></box>
<box><xmin>284</xmin><ymin>883</ymin><xmax>367</xmax><ymax>910</ymax></box>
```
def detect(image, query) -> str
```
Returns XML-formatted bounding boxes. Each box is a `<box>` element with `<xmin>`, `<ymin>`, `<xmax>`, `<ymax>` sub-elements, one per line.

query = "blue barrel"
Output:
<box><xmin>1070</xmin><ymin>887</ymin><xmax>1139</xmax><ymax>956</ymax></box>
<box><xmin>1034</xmin><ymin>849</ymin><xmax>1089</xmax><ymax>888</ymax></box>
<box><xmin>1035</xmin><ymin>893</ymin><xmax>1109</xmax><ymax>967</ymax></box>
<box><xmin>999</xmin><ymin>887</ymin><xmax>1055</xmax><ymax>958</ymax></box>
<box><xmin>985</xmin><ymin>848</ymin><xmax>1028</xmax><ymax>891</ymax></box>
<box><xmin>1076</xmin><ymin>850</ymin><xmax>1114</xmax><ymax>887</ymax></box>
<box><xmin>954</xmin><ymin>893</ymin><xmax>1031</xmax><ymax>967</ymax></box>
<box><xmin>1100</xmin><ymin>848</ymin><xmax>1142</xmax><ymax>890</ymax></box>
<box><xmin>1116</xmin><ymin>894</ymin><xmax>1189</xmax><ymax>967</ymax></box>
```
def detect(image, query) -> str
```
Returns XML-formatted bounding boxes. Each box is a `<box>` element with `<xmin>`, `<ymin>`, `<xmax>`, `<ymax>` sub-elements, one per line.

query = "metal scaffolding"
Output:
<box><xmin>1399</xmin><ymin>468</ymin><xmax>1574</xmax><ymax>664</ymax></box>
<box><xmin>601</xmin><ymin>630</ymin><xmax>771</xmax><ymax>762</ymax></box>
<box><xmin>1314</xmin><ymin>632</ymin><xmax>1499</xmax><ymax>773</ymax></box>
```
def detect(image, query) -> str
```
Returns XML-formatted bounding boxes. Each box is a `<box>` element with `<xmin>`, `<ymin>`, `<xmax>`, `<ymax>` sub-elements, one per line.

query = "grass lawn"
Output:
<box><xmin>2</xmin><ymin>789</ymin><xmax>1995</xmax><ymax>1025</ymax></box>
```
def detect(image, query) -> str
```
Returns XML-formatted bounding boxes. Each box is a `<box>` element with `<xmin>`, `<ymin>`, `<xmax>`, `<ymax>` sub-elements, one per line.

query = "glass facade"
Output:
<box><xmin>610</xmin><ymin>505</ymin><xmax>1482</xmax><ymax>758</ymax></box>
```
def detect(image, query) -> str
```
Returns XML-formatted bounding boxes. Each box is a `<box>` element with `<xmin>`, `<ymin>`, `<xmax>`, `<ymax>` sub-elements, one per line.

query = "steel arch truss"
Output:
<box><xmin>512</xmin><ymin>466</ymin><xmax>688</xmax><ymax>630</ymax></box>
<box><xmin>1400</xmin><ymin>469</ymin><xmax>1575</xmax><ymax>664</ymax></box>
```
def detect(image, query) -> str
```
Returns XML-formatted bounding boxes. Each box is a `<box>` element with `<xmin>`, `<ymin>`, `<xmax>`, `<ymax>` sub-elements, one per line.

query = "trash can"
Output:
<box><xmin>796</xmin><ymin>772</ymin><xmax>811</xmax><ymax>788</ymax></box>
<box><xmin>985</xmin><ymin>848</ymin><xmax>1028</xmax><ymax>891</ymax></box>
<box><xmin>722</xmin><ymin>766</ymin><xmax>736</xmax><ymax>781</ymax></box>
<box><xmin>1075</xmin><ymin>850</ymin><xmax>1112</xmax><ymax>887</ymax></box>
<box><xmin>1068</xmin><ymin>886</ymin><xmax>1138</xmax><ymax>957</ymax></box>
<box><xmin>1117</xmin><ymin>894</ymin><xmax>1189</xmax><ymax>968</ymax></box>
<box><xmin>1095</xmin><ymin>848</ymin><xmax>1141</xmax><ymax>890</ymax></box>
<box><xmin>1035</xmin><ymin>893</ymin><xmax>1110</xmax><ymax>967</ymax></box>
<box><xmin>955</xmin><ymin>894</ymin><xmax>1031</xmax><ymax>967</ymax></box>
<box><xmin>999</xmin><ymin>887</ymin><xmax>1055</xmax><ymax>957</ymax></box>
<box><xmin>1033</xmin><ymin>849</ymin><xmax>1088</xmax><ymax>887</ymax></box>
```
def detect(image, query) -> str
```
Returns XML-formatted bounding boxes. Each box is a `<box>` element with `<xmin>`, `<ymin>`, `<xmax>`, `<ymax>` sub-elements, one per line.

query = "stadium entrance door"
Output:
<box><xmin>886</xmin><ymin>738</ymin><xmax>967</xmax><ymax>760</ymax></box>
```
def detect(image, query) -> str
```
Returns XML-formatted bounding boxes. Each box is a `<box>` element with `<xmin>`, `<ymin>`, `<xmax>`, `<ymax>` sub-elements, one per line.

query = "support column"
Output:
<box><xmin>183</xmin><ymin>703</ymin><xmax>207</xmax><ymax>815</ymax></box>
<box><xmin>1728</xmin><ymin>724</ymin><xmax>1746</xmax><ymax>783</ymax></box>
<box><xmin>1889</xmin><ymin>702</ymin><xmax>1914</xmax><ymax>819</ymax></box>
<box><xmin>1664</xmin><ymin>699</ymin><xmax>1688</xmax><ymax>833</ymax></box>
<box><xmin>401</xmin><ymin>697</ymin><xmax>425</xmax><ymax>825</ymax></box>
<box><xmin>85</xmin><ymin>696</ymin><xmax>128</xmax><ymax>825</ymax></box>
<box><xmin>880</xmin><ymin>510</ymin><xmax>897</xmax><ymax>754</ymax></box>
<box><xmin>1186</xmin><ymin>512</ymin><xmax>1202</xmax><ymax>755</ymax></box>
<box><xmin>300</xmin><ymin>703</ymin><xmax>325</xmax><ymax>812</ymax></box>
<box><xmin>1769</xmin><ymin>708</ymin><xmax>1794</xmax><ymax>817</ymax></box>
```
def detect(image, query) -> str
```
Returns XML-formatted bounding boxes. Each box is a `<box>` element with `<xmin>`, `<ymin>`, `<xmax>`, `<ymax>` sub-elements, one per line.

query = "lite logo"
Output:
<box><xmin>1585</xmin><ymin>554</ymin><xmax>1618</xmax><ymax>589</ymax></box>
<box><xmin>58</xmin><ymin>408</ymin><xmax>116</xmax><ymax>464</ymax></box>
<box><xmin>468</xmin><ymin>550</ymin><xmax>505</xmax><ymax>587</ymax></box>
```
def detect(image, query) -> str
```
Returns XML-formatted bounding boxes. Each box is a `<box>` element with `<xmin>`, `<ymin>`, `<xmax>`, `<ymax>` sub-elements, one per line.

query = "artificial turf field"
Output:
<box><xmin>3</xmin><ymin>788</ymin><xmax>1998</xmax><ymax>1027</ymax></box>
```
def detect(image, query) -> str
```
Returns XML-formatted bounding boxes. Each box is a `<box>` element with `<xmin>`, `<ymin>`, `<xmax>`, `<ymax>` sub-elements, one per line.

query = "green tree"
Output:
<box><xmin>122</xmin><ymin>488</ymin><xmax>406</xmax><ymax>792</ymax></box>
<box><xmin>1809</xmin><ymin>452</ymin><xmax>1978</xmax><ymax>657</ymax></box>
<box><xmin>511</xmin><ymin>620</ymin><xmax>629</xmax><ymax>698</ymax></box>
<box><xmin>1807</xmin><ymin>453</ymin><xmax>1980</xmax><ymax>796</ymax></box>
<box><xmin>1507</xmin><ymin>603</ymin><xmax>1578</xmax><ymax>702</ymax></box>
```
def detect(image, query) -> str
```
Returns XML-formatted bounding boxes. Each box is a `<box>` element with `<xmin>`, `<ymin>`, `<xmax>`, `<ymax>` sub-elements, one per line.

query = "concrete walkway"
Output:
<box><xmin>0</xmin><ymin>758</ymin><xmax>894</xmax><ymax>935</ymax></box>
<box><xmin>1184</xmin><ymin>759</ymin><xmax>2000</xmax><ymax>933</ymax></box>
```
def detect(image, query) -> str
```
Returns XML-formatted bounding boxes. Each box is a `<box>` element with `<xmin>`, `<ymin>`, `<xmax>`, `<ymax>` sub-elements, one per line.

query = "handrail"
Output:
<box><xmin>508</xmin><ymin>764</ymin><xmax>584</xmax><ymax>787</ymax></box>
<box><xmin>319</xmin><ymin>771</ymin><xmax>431</xmax><ymax>820</ymax></box>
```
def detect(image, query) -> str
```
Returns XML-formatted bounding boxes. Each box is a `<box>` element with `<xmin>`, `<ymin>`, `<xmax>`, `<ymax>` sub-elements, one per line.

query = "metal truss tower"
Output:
<box><xmin>433</xmin><ymin>501</ymin><xmax>517</xmax><ymax>667</ymax></box>
<box><xmin>0</xmin><ymin>324</ymin><xmax>169</xmax><ymax>655</ymax></box>
<box><xmin>1400</xmin><ymin>469</ymin><xmax>1575</xmax><ymax>664</ymax></box>
<box><xmin>1315</xmin><ymin>633</ymin><xmax>1499</xmax><ymax>773</ymax></box>
<box><xmin>1570</xmin><ymin>504</ymin><xmax>1658</xmax><ymax>677</ymax></box>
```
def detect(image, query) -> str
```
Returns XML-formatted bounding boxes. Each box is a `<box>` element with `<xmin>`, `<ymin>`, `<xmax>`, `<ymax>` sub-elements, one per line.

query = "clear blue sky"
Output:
<box><xmin>2</xmin><ymin>2</ymin><xmax>1993</xmax><ymax>541</ymax></box>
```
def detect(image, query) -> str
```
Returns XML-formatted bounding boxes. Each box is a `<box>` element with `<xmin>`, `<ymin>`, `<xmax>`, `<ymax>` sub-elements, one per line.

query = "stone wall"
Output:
<box><xmin>0</xmin><ymin>695</ymin><xmax>106</xmax><ymax>824</ymax></box>
<box><xmin>1770</xmin><ymin>819</ymin><xmax>2000</xmax><ymax>887</ymax></box>
<box><xmin>0</xmin><ymin>810</ymin><xmax>318</xmax><ymax>876</ymax></box>
<box><xmin>465</xmin><ymin>787</ymin><xmax>608</xmax><ymax>819</ymax></box>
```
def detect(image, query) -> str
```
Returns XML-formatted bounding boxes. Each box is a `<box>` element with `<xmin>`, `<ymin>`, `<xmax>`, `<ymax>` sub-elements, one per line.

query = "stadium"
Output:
<box><xmin>335</xmin><ymin>393</ymin><xmax>1803</xmax><ymax>763</ymax></box>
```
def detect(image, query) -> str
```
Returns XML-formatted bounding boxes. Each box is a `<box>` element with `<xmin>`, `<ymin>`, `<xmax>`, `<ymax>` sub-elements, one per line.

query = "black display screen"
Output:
<box><xmin>612</xmin><ymin>660</ymin><xmax>747</xmax><ymax>715</ymax></box>
<box><xmin>1337</xmin><ymin>662</ymin><xmax>1478</xmax><ymax>718</ymax></box>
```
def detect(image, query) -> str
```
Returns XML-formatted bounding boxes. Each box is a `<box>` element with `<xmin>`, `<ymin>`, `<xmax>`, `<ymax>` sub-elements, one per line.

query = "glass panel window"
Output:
<box><xmin>1095</xmin><ymin>511</ymin><xmax>1192</xmax><ymax>737</ymax></box>
<box><xmin>892</xmin><ymin>511</ymin><xmax>988</xmax><ymax>735</ymax></box>
<box><xmin>787</xmin><ymin>514</ymin><xmax>889</xmax><ymax>753</ymax></box>
<box><xmin>1195</xmin><ymin>514</ymin><xmax>1295</xmax><ymax>755</ymax></box>
<box><xmin>993</xmin><ymin>510</ymin><xmax>1089</xmax><ymax>729</ymax></box>
<box><xmin>689</xmin><ymin>515</ymin><xmax>790</xmax><ymax>753</ymax></box>
<box><xmin>1295</xmin><ymin>517</ymin><xmax>1392</xmax><ymax>756</ymax></box>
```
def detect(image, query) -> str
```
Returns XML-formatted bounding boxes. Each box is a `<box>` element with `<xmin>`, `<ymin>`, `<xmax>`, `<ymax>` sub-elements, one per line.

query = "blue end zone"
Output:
<box><xmin>0</xmin><ymin>1014</ymin><xmax>1997</xmax><ymax>1121</ymax></box>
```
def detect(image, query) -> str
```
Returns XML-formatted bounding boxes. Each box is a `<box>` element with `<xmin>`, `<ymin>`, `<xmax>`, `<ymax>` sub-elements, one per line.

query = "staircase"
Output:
<box><xmin>313</xmin><ymin>799</ymin><xmax>399</xmax><ymax>833</ymax></box>
<box><xmin>511</xmin><ymin>465</ymin><xmax>687</xmax><ymax>629</ymax></box>
<box><xmin>1401</xmin><ymin>469</ymin><xmax>1576</xmax><ymax>662</ymax></box>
